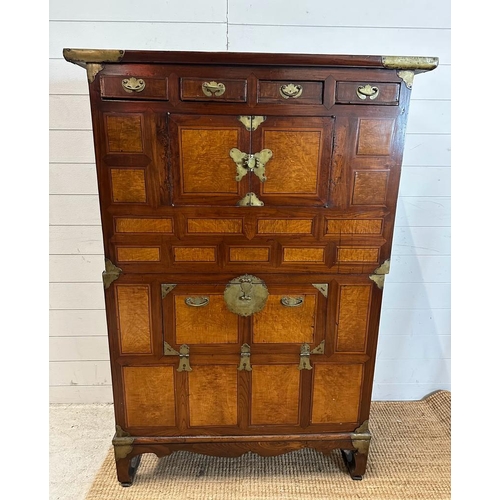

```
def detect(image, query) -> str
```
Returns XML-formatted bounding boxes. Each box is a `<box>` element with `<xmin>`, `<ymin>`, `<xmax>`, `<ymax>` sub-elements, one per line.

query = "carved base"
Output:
<box><xmin>116</xmin><ymin>454</ymin><xmax>141</xmax><ymax>487</ymax></box>
<box><xmin>341</xmin><ymin>449</ymin><xmax>368</xmax><ymax>480</ymax></box>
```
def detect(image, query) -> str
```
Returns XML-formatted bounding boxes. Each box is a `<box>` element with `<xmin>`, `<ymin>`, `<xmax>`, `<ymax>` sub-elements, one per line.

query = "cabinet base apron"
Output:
<box><xmin>112</xmin><ymin>424</ymin><xmax>372</xmax><ymax>485</ymax></box>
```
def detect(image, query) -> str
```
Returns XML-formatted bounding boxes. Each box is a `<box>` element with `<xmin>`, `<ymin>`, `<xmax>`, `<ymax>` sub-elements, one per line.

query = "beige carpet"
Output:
<box><xmin>86</xmin><ymin>391</ymin><xmax>450</xmax><ymax>499</ymax></box>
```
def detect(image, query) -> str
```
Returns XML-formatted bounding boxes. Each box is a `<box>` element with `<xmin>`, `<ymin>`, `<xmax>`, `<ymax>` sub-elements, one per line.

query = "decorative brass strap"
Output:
<box><xmin>202</xmin><ymin>81</ymin><xmax>226</xmax><ymax>97</ymax></box>
<box><xmin>298</xmin><ymin>340</ymin><xmax>325</xmax><ymax>370</ymax></box>
<box><xmin>356</xmin><ymin>84</ymin><xmax>379</xmax><ymax>100</ymax></box>
<box><xmin>230</xmin><ymin>148</ymin><xmax>273</xmax><ymax>182</ymax></box>
<box><xmin>279</xmin><ymin>83</ymin><xmax>303</xmax><ymax>99</ymax></box>
<box><xmin>185</xmin><ymin>296</ymin><xmax>210</xmax><ymax>307</ymax></box>
<box><xmin>122</xmin><ymin>77</ymin><xmax>146</xmax><ymax>93</ymax></box>
<box><xmin>280</xmin><ymin>296</ymin><xmax>304</xmax><ymax>307</ymax></box>
<box><xmin>237</xmin><ymin>343</ymin><xmax>252</xmax><ymax>371</ymax></box>
<box><xmin>177</xmin><ymin>344</ymin><xmax>192</xmax><ymax>372</ymax></box>
<box><xmin>103</xmin><ymin>259</ymin><xmax>122</xmax><ymax>289</ymax></box>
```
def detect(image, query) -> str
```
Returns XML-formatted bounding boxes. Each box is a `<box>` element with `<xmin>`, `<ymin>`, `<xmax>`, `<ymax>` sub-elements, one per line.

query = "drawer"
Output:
<box><xmin>258</xmin><ymin>80</ymin><xmax>323</xmax><ymax>104</ymax></box>
<box><xmin>335</xmin><ymin>81</ymin><xmax>400</xmax><ymax>105</ymax></box>
<box><xmin>180</xmin><ymin>77</ymin><xmax>247</xmax><ymax>102</ymax></box>
<box><xmin>100</xmin><ymin>75</ymin><xmax>168</xmax><ymax>100</ymax></box>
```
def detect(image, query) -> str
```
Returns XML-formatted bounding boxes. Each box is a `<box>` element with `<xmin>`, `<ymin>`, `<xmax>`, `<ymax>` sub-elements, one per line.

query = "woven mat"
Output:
<box><xmin>85</xmin><ymin>391</ymin><xmax>450</xmax><ymax>500</ymax></box>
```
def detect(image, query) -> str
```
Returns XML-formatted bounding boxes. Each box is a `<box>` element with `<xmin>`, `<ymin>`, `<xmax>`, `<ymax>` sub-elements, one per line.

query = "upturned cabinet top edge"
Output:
<box><xmin>62</xmin><ymin>48</ymin><xmax>438</xmax><ymax>72</ymax></box>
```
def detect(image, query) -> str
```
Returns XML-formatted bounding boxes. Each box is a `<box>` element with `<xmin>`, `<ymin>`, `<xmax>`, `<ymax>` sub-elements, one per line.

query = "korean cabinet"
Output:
<box><xmin>64</xmin><ymin>49</ymin><xmax>438</xmax><ymax>485</ymax></box>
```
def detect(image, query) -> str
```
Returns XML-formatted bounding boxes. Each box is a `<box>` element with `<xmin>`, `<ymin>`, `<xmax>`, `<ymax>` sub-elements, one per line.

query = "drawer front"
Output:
<box><xmin>258</xmin><ymin>80</ymin><xmax>324</xmax><ymax>105</ymax></box>
<box><xmin>180</xmin><ymin>77</ymin><xmax>248</xmax><ymax>102</ymax></box>
<box><xmin>335</xmin><ymin>81</ymin><xmax>400</xmax><ymax>105</ymax></box>
<box><xmin>100</xmin><ymin>75</ymin><xmax>168</xmax><ymax>100</ymax></box>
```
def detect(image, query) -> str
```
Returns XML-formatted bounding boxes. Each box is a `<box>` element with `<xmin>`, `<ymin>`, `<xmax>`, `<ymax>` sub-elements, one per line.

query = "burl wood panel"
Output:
<box><xmin>312</xmin><ymin>364</ymin><xmax>363</xmax><ymax>424</ymax></box>
<box><xmin>261</xmin><ymin>130</ymin><xmax>321</xmax><ymax>194</ymax></box>
<box><xmin>187</xmin><ymin>218</ymin><xmax>243</xmax><ymax>234</ymax></box>
<box><xmin>352</xmin><ymin>171</ymin><xmax>389</xmax><ymax>205</ymax></box>
<box><xmin>123</xmin><ymin>366</ymin><xmax>176</xmax><ymax>427</ymax></box>
<box><xmin>337</xmin><ymin>248</ymin><xmax>379</xmax><ymax>263</ymax></box>
<box><xmin>257</xmin><ymin>219</ymin><xmax>313</xmax><ymax>234</ymax></box>
<box><xmin>174</xmin><ymin>295</ymin><xmax>238</xmax><ymax>344</ymax></box>
<box><xmin>229</xmin><ymin>247</ymin><xmax>270</xmax><ymax>262</ymax></box>
<box><xmin>116</xmin><ymin>247</ymin><xmax>160</xmax><ymax>262</ymax></box>
<box><xmin>188</xmin><ymin>366</ymin><xmax>238</xmax><ymax>427</ymax></box>
<box><xmin>326</xmin><ymin>219</ymin><xmax>383</xmax><ymax>235</ymax></box>
<box><xmin>116</xmin><ymin>285</ymin><xmax>152</xmax><ymax>354</ymax></box>
<box><xmin>253</xmin><ymin>294</ymin><xmax>316</xmax><ymax>344</ymax></box>
<box><xmin>357</xmin><ymin>119</ymin><xmax>394</xmax><ymax>156</ymax></box>
<box><xmin>336</xmin><ymin>285</ymin><xmax>372</xmax><ymax>353</ymax></box>
<box><xmin>180</xmin><ymin>128</ymin><xmax>240</xmax><ymax>193</ymax></box>
<box><xmin>173</xmin><ymin>247</ymin><xmax>217</xmax><ymax>262</ymax></box>
<box><xmin>115</xmin><ymin>218</ymin><xmax>173</xmax><ymax>233</ymax></box>
<box><xmin>283</xmin><ymin>247</ymin><xmax>325</xmax><ymax>263</ymax></box>
<box><xmin>106</xmin><ymin>115</ymin><xmax>143</xmax><ymax>153</ymax></box>
<box><xmin>258</xmin><ymin>81</ymin><xmax>323</xmax><ymax>105</ymax></box>
<box><xmin>251</xmin><ymin>365</ymin><xmax>300</xmax><ymax>425</ymax></box>
<box><xmin>110</xmin><ymin>169</ymin><xmax>147</xmax><ymax>203</ymax></box>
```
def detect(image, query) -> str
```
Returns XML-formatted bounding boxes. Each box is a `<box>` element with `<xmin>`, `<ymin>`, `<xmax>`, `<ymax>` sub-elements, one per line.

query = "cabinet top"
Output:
<box><xmin>63</xmin><ymin>48</ymin><xmax>438</xmax><ymax>72</ymax></box>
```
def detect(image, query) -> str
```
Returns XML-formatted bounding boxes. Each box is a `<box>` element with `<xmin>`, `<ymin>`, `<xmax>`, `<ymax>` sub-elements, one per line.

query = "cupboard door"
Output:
<box><xmin>251</xmin><ymin>116</ymin><xmax>334</xmax><ymax>206</ymax></box>
<box><xmin>168</xmin><ymin>114</ymin><xmax>251</xmax><ymax>206</ymax></box>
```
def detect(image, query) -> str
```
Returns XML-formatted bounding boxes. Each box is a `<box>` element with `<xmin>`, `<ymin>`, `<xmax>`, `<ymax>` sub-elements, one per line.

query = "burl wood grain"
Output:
<box><xmin>356</xmin><ymin>119</ymin><xmax>394</xmax><ymax>156</ymax></box>
<box><xmin>262</xmin><ymin>130</ymin><xmax>321</xmax><ymax>194</ymax></box>
<box><xmin>180</xmin><ymin>128</ymin><xmax>240</xmax><ymax>193</ymax></box>
<box><xmin>174</xmin><ymin>295</ymin><xmax>238</xmax><ymax>344</ymax></box>
<box><xmin>115</xmin><ymin>218</ymin><xmax>173</xmax><ymax>233</ymax></box>
<box><xmin>312</xmin><ymin>364</ymin><xmax>363</xmax><ymax>423</ymax></box>
<box><xmin>188</xmin><ymin>366</ymin><xmax>238</xmax><ymax>427</ymax></box>
<box><xmin>187</xmin><ymin>218</ymin><xmax>243</xmax><ymax>234</ymax></box>
<box><xmin>251</xmin><ymin>365</ymin><xmax>300</xmax><ymax>425</ymax></box>
<box><xmin>252</xmin><ymin>294</ymin><xmax>316</xmax><ymax>344</ymax></box>
<box><xmin>106</xmin><ymin>115</ymin><xmax>143</xmax><ymax>152</ymax></box>
<box><xmin>352</xmin><ymin>171</ymin><xmax>389</xmax><ymax>205</ymax></box>
<box><xmin>229</xmin><ymin>247</ymin><xmax>270</xmax><ymax>262</ymax></box>
<box><xmin>173</xmin><ymin>247</ymin><xmax>217</xmax><ymax>262</ymax></box>
<box><xmin>337</xmin><ymin>248</ymin><xmax>379</xmax><ymax>263</ymax></box>
<box><xmin>283</xmin><ymin>247</ymin><xmax>325</xmax><ymax>263</ymax></box>
<box><xmin>336</xmin><ymin>285</ymin><xmax>372</xmax><ymax>353</ymax></box>
<box><xmin>116</xmin><ymin>285</ymin><xmax>152</xmax><ymax>354</ymax></box>
<box><xmin>326</xmin><ymin>219</ymin><xmax>383</xmax><ymax>235</ymax></box>
<box><xmin>123</xmin><ymin>366</ymin><xmax>176</xmax><ymax>427</ymax></box>
<box><xmin>257</xmin><ymin>219</ymin><xmax>313</xmax><ymax>234</ymax></box>
<box><xmin>110</xmin><ymin>169</ymin><xmax>146</xmax><ymax>203</ymax></box>
<box><xmin>116</xmin><ymin>247</ymin><xmax>160</xmax><ymax>262</ymax></box>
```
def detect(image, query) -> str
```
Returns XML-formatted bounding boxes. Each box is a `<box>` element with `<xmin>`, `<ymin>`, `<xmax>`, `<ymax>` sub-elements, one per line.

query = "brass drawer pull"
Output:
<box><xmin>356</xmin><ymin>84</ymin><xmax>379</xmax><ymax>100</ymax></box>
<box><xmin>185</xmin><ymin>296</ymin><xmax>210</xmax><ymax>307</ymax></box>
<box><xmin>279</xmin><ymin>83</ymin><xmax>303</xmax><ymax>99</ymax></box>
<box><xmin>224</xmin><ymin>274</ymin><xmax>268</xmax><ymax>316</ymax></box>
<box><xmin>202</xmin><ymin>81</ymin><xmax>226</xmax><ymax>97</ymax></box>
<box><xmin>237</xmin><ymin>343</ymin><xmax>252</xmax><ymax>371</ymax></box>
<box><xmin>281</xmin><ymin>296</ymin><xmax>304</xmax><ymax>307</ymax></box>
<box><xmin>121</xmin><ymin>77</ymin><xmax>146</xmax><ymax>93</ymax></box>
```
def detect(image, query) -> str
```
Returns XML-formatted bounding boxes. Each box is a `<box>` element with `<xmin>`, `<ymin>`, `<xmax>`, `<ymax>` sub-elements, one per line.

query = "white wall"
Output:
<box><xmin>49</xmin><ymin>0</ymin><xmax>451</xmax><ymax>403</ymax></box>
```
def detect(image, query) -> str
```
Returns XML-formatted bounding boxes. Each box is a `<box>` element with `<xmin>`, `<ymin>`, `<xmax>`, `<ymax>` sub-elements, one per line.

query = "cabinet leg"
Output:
<box><xmin>116</xmin><ymin>454</ymin><xmax>141</xmax><ymax>487</ymax></box>
<box><xmin>341</xmin><ymin>448</ymin><xmax>368</xmax><ymax>480</ymax></box>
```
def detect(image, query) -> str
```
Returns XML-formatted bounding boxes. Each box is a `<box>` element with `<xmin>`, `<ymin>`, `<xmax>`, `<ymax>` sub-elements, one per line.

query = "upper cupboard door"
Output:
<box><xmin>251</xmin><ymin>116</ymin><xmax>334</xmax><ymax>207</ymax></box>
<box><xmin>168</xmin><ymin>114</ymin><xmax>250</xmax><ymax>206</ymax></box>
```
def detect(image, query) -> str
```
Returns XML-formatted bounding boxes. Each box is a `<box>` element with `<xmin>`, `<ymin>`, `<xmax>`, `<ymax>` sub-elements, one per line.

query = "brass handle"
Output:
<box><xmin>202</xmin><ymin>81</ymin><xmax>226</xmax><ymax>97</ymax></box>
<box><xmin>356</xmin><ymin>84</ymin><xmax>379</xmax><ymax>100</ymax></box>
<box><xmin>185</xmin><ymin>296</ymin><xmax>209</xmax><ymax>307</ymax></box>
<box><xmin>237</xmin><ymin>343</ymin><xmax>252</xmax><ymax>371</ymax></box>
<box><xmin>224</xmin><ymin>274</ymin><xmax>269</xmax><ymax>316</ymax></box>
<box><xmin>121</xmin><ymin>77</ymin><xmax>146</xmax><ymax>93</ymax></box>
<box><xmin>281</xmin><ymin>296</ymin><xmax>304</xmax><ymax>307</ymax></box>
<box><xmin>279</xmin><ymin>83</ymin><xmax>303</xmax><ymax>99</ymax></box>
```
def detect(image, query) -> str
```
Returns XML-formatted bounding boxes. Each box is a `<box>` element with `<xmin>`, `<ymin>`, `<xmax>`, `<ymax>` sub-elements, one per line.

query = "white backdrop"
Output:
<box><xmin>48</xmin><ymin>0</ymin><xmax>451</xmax><ymax>403</ymax></box>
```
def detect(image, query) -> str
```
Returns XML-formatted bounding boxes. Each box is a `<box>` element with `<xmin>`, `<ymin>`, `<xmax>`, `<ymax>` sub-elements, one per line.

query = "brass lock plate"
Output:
<box><xmin>224</xmin><ymin>274</ymin><xmax>268</xmax><ymax>317</ymax></box>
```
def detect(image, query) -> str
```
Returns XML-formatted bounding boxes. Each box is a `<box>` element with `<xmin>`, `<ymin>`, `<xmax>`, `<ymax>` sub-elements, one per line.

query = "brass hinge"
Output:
<box><xmin>369</xmin><ymin>259</ymin><xmax>390</xmax><ymax>290</ymax></box>
<box><xmin>163</xmin><ymin>342</ymin><xmax>192</xmax><ymax>372</ymax></box>
<box><xmin>237</xmin><ymin>192</ymin><xmax>264</xmax><ymax>207</ymax></box>
<box><xmin>298</xmin><ymin>340</ymin><xmax>325</xmax><ymax>370</ymax></box>
<box><xmin>103</xmin><ymin>259</ymin><xmax>122</xmax><ymax>289</ymax></box>
<box><xmin>238</xmin><ymin>115</ymin><xmax>266</xmax><ymax>131</ymax></box>
<box><xmin>237</xmin><ymin>343</ymin><xmax>252</xmax><ymax>371</ymax></box>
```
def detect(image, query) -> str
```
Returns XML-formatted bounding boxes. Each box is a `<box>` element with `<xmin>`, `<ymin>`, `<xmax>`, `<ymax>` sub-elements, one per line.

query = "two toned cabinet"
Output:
<box><xmin>64</xmin><ymin>49</ymin><xmax>437</xmax><ymax>484</ymax></box>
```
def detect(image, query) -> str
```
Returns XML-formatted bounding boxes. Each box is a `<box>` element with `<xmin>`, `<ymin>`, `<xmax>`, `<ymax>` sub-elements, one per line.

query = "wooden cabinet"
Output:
<box><xmin>64</xmin><ymin>49</ymin><xmax>438</xmax><ymax>485</ymax></box>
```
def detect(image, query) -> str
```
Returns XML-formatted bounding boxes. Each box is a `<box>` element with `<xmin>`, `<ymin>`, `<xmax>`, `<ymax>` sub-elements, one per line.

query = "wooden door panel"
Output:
<box><xmin>188</xmin><ymin>365</ymin><xmax>238</xmax><ymax>427</ymax></box>
<box><xmin>252</xmin><ymin>116</ymin><xmax>334</xmax><ymax>206</ymax></box>
<box><xmin>251</xmin><ymin>365</ymin><xmax>300</xmax><ymax>425</ymax></box>
<box><xmin>169</xmin><ymin>115</ymin><xmax>250</xmax><ymax>205</ymax></box>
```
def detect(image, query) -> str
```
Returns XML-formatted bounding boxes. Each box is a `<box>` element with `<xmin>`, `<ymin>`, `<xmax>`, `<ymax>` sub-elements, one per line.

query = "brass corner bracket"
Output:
<box><xmin>103</xmin><ymin>259</ymin><xmax>122</xmax><ymax>289</ymax></box>
<box><xmin>312</xmin><ymin>283</ymin><xmax>328</xmax><ymax>298</ymax></box>
<box><xmin>369</xmin><ymin>259</ymin><xmax>390</xmax><ymax>290</ymax></box>
<box><xmin>63</xmin><ymin>49</ymin><xmax>126</xmax><ymax>83</ymax></box>
<box><xmin>112</xmin><ymin>425</ymin><xmax>134</xmax><ymax>460</ymax></box>
<box><xmin>351</xmin><ymin>420</ymin><xmax>371</xmax><ymax>455</ymax></box>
